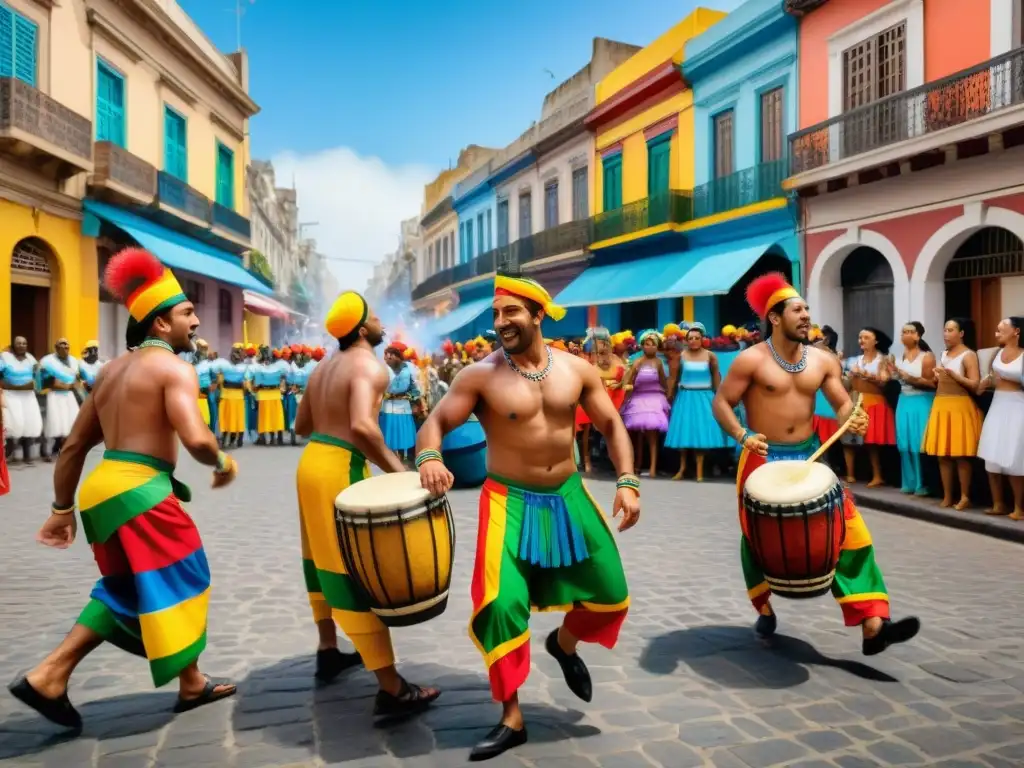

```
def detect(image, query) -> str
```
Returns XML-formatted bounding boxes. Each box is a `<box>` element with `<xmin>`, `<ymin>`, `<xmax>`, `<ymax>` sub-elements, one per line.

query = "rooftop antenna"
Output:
<box><xmin>233</xmin><ymin>0</ymin><xmax>255</xmax><ymax>50</ymax></box>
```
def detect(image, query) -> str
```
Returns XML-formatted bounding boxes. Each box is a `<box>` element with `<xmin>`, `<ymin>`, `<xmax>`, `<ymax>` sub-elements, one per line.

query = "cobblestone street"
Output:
<box><xmin>1</xmin><ymin>446</ymin><xmax>1023</xmax><ymax>768</ymax></box>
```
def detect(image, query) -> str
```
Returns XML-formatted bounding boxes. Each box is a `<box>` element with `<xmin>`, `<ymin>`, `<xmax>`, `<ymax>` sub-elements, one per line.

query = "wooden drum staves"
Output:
<box><xmin>334</xmin><ymin>472</ymin><xmax>455</xmax><ymax>626</ymax></box>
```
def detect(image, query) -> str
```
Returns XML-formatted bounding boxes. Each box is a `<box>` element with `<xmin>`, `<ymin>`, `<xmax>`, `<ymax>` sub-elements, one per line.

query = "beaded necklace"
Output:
<box><xmin>139</xmin><ymin>338</ymin><xmax>174</xmax><ymax>353</ymax></box>
<box><xmin>503</xmin><ymin>346</ymin><xmax>553</xmax><ymax>382</ymax></box>
<box><xmin>766</xmin><ymin>337</ymin><xmax>807</xmax><ymax>374</ymax></box>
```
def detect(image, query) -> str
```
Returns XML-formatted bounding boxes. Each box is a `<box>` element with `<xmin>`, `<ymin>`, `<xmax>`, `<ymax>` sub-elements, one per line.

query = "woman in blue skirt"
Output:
<box><xmin>893</xmin><ymin>321</ymin><xmax>936</xmax><ymax>495</ymax></box>
<box><xmin>666</xmin><ymin>324</ymin><xmax>730</xmax><ymax>481</ymax></box>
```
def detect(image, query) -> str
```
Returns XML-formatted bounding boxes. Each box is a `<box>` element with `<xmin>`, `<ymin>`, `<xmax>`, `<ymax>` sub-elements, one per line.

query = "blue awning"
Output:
<box><xmin>555</xmin><ymin>235</ymin><xmax>792</xmax><ymax>307</ymax></box>
<box><xmin>83</xmin><ymin>200</ymin><xmax>272</xmax><ymax>296</ymax></box>
<box><xmin>424</xmin><ymin>296</ymin><xmax>492</xmax><ymax>338</ymax></box>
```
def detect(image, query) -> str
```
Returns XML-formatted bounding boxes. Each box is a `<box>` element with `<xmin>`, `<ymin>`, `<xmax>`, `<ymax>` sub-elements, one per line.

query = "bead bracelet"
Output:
<box><xmin>616</xmin><ymin>473</ymin><xmax>641</xmax><ymax>495</ymax></box>
<box><xmin>415</xmin><ymin>449</ymin><xmax>443</xmax><ymax>468</ymax></box>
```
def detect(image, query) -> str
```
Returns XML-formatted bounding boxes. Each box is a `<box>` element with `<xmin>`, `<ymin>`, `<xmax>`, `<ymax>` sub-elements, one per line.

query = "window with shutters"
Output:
<box><xmin>571</xmin><ymin>166</ymin><xmax>588</xmax><ymax>220</ymax></box>
<box><xmin>602</xmin><ymin>154</ymin><xmax>622</xmax><ymax>212</ymax></box>
<box><xmin>544</xmin><ymin>180</ymin><xmax>559</xmax><ymax>230</ymax></box>
<box><xmin>466</xmin><ymin>219</ymin><xmax>474</xmax><ymax>261</ymax></box>
<box><xmin>486</xmin><ymin>209</ymin><xmax>492</xmax><ymax>250</ymax></box>
<box><xmin>519</xmin><ymin>191</ymin><xmax>532</xmax><ymax>238</ymax></box>
<box><xmin>215</xmin><ymin>141</ymin><xmax>235</xmax><ymax>209</ymax></box>
<box><xmin>646</xmin><ymin>135</ymin><xmax>671</xmax><ymax>196</ymax></box>
<box><xmin>760</xmin><ymin>87</ymin><xmax>784</xmax><ymax>162</ymax></box>
<box><xmin>163</xmin><ymin>105</ymin><xmax>188</xmax><ymax>181</ymax></box>
<box><xmin>442</xmin><ymin>235</ymin><xmax>449</xmax><ymax>269</ymax></box>
<box><xmin>713</xmin><ymin>110</ymin><xmax>734</xmax><ymax>178</ymax></box>
<box><xmin>497</xmin><ymin>199</ymin><xmax>510</xmax><ymax>246</ymax></box>
<box><xmin>0</xmin><ymin>4</ymin><xmax>37</xmax><ymax>87</ymax></box>
<box><xmin>96</xmin><ymin>59</ymin><xmax>126</xmax><ymax>147</ymax></box>
<box><xmin>842</xmin><ymin>23</ymin><xmax>906</xmax><ymax>150</ymax></box>
<box><xmin>218</xmin><ymin>289</ymin><xmax>233</xmax><ymax>325</ymax></box>
<box><xmin>181</xmin><ymin>278</ymin><xmax>204</xmax><ymax>306</ymax></box>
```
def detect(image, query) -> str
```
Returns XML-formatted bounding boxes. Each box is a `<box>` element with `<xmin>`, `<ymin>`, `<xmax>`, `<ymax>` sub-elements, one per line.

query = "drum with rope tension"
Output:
<box><xmin>334</xmin><ymin>472</ymin><xmax>455</xmax><ymax>626</ymax></box>
<box><xmin>742</xmin><ymin>460</ymin><xmax>846</xmax><ymax>599</ymax></box>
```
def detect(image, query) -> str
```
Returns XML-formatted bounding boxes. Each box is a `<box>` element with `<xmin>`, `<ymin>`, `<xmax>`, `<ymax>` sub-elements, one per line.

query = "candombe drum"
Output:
<box><xmin>441</xmin><ymin>413</ymin><xmax>487</xmax><ymax>488</ymax></box>
<box><xmin>334</xmin><ymin>472</ymin><xmax>455</xmax><ymax>626</ymax></box>
<box><xmin>741</xmin><ymin>460</ymin><xmax>846</xmax><ymax>598</ymax></box>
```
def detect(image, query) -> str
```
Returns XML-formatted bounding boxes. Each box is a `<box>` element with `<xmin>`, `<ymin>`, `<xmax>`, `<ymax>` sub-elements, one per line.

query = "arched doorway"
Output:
<box><xmin>9</xmin><ymin>237</ymin><xmax>56</xmax><ymax>359</ymax></box>
<box><xmin>944</xmin><ymin>227</ymin><xmax>1023</xmax><ymax>346</ymax></box>
<box><xmin>720</xmin><ymin>251</ymin><xmax>792</xmax><ymax>328</ymax></box>
<box><xmin>841</xmin><ymin>247</ymin><xmax>894</xmax><ymax>357</ymax></box>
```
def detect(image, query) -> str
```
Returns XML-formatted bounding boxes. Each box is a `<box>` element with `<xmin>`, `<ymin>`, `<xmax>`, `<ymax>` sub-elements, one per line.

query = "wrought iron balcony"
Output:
<box><xmin>156</xmin><ymin>170</ymin><xmax>211</xmax><ymax>224</ymax></box>
<box><xmin>90</xmin><ymin>141</ymin><xmax>157</xmax><ymax>202</ymax></box>
<box><xmin>0</xmin><ymin>77</ymin><xmax>92</xmax><ymax>177</ymax></box>
<box><xmin>692</xmin><ymin>159</ymin><xmax>788</xmax><ymax>219</ymax></box>
<box><xmin>789</xmin><ymin>46</ymin><xmax>1024</xmax><ymax>179</ymax></box>
<box><xmin>498</xmin><ymin>218</ymin><xmax>592</xmax><ymax>270</ymax></box>
<box><xmin>212</xmin><ymin>201</ymin><xmax>252</xmax><ymax>243</ymax></box>
<box><xmin>591</xmin><ymin>190</ymin><xmax>693</xmax><ymax>244</ymax></box>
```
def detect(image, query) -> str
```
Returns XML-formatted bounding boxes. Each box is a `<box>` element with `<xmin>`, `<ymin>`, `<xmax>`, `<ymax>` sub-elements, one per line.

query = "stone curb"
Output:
<box><xmin>855</xmin><ymin>488</ymin><xmax>1024</xmax><ymax>545</ymax></box>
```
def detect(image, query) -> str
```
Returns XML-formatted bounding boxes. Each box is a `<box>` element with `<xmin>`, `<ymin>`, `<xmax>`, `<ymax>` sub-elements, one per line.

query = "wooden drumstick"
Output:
<box><xmin>805</xmin><ymin>392</ymin><xmax>865</xmax><ymax>466</ymax></box>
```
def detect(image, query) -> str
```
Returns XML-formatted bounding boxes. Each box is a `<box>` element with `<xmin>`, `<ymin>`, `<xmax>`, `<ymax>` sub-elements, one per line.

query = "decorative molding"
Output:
<box><xmin>599</xmin><ymin>142</ymin><xmax>623</xmax><ymax>159</ymax></box>
<box><xmin>643</xmin><ymin>114</ymin><xmax>677</xmax><ymax>141</ymax></box>
<box><xmin>158</xmin><ymin>71</ymin><xmax>199</xmax><ymax>105</ymax></box>
<box><xmin>541</xmin><ymin>165</ymin><xmax>559</xmax><ymax>181</ymax></box>
<box><xmin>584</xmin><ymin>60</ymin><xmax>682</xmax><ymax>129</ymax></box>
<box><xmin>27</xmin><ymin>0</ymin><xmax>57</xmax><ymax>9</ymax></box>
<box><xmin>568</xmin><ymin>153</ymin><xmax>588</xmax><ymax>169</ymax></box>
<box><xmin>87</xmin><ymin>8</ymin><xmax>145</xmax><ymax>63</ymax></box>
<box><xmin>210</xmin><ymin>109</ymin><xmax>245</xmax><ymax>141</ymax></box>
<box><xmin>684</xmin><ymin>3</ymin><xmax>790</xmax><ymax>78</ymax></box>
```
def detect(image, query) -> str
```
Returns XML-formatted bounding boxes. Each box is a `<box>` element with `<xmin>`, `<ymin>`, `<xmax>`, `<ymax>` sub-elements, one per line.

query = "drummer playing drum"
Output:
<box><xmin>416</xmin><ymin>271</ymin><xmax>640</xmax><ymax>763</ymax></box>
<box><xmin>711</xmin><ymin>273</ymin><xmax>920</xmax><ymax>654</ymax></box>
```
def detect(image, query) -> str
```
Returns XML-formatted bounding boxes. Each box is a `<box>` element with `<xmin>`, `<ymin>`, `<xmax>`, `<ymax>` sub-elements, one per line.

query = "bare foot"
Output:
<box><xmin>649</xmin><ymin>470</ymin><xmax>657</xmax><ymax>479</ymax></box>
<box><xmin>866</xmin><ymin>478</ymin><xmax>884</xmax><ymax>488</ymax></box>
<box><xmin>844</xmin><ymin>476</ymin><xmax>856</xmax><ymax>484</ymax></box>
<box><xmin>954</xmin><ymin>497</ymin><xmax>971</xmax><ymax>511</ymax></box>
<box><xmin>938</xmin><ymin>497</ymin><xmax>953</xmax><ymax>508</ymax></box>
<box><xmin>670</xmin><ymin>472</ymin><xmax>683</xmax><ymax>481</ymax></box>
<box><xmin>984</xmin><ymin>506</ymin><xmax>1009</xmax><ymax>516</ymax></box>
<box><xmin>1009</xmin><ymin>510</ymin><xmax>1024</xmax><ymax>521</ymax></box>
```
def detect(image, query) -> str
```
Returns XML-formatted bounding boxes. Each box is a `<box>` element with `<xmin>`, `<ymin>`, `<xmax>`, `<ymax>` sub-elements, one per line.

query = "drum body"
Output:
<box><xmin>441</xmin><ymin>414</ymin><xmax>487</xmax><ymax>488</ymax></box>
<box><xmin>742</xmin><ymin>460</ymin><xmax>846</xmax><ymax>599</ymax></box>
<box><xmin>334</xmin><ymin>472</ymin><xmax>455</xmax><ymax>626</ymax></box>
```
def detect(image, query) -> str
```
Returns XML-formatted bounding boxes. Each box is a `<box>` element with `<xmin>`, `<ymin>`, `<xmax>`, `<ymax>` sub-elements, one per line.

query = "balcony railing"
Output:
<box><xmin>789</xmin><ymin>46</ymin><xmax>1024</xmax><ymax>176</ymax></box>
<box><xmin>91</xmin><ymin>141</ymin><xmax>157</xmax><ymax>199</ymax></box>
<box><xmin>498</xmin><ymin>218</ymin><xmax>592</xmax><ymax>269</ymax></box>
<box><xmin>692</xmin><ymin>159</ymin><xmax>787</xmax><ymax>219</ymax></box>
<box><xmin>212</xmin><ymin>201</ymin><xmax>252</xmax><ymax>241</ymax></box>
<box><xmin>157</xmin><ymin>170</ymin><xmax>212</xmax><ymax>224</ymax></box>
<box><xmin>591</xmin><ymin>190</ymin><xmax>693</xmax><ymax>243</ymax></box>
<box><xmin>0</xmin><ymin>77</ymin><xmax>92</xmax><ymax>173</ymax></box>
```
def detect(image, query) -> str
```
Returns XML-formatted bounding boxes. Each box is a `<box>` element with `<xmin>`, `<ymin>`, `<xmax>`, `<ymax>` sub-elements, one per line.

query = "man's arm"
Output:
<box><xmin>712</xmin><ymin>348</ymin><xmax>757</xmax><ymax>442</ymax></box>
<box><xmin>579</xmin><ymin>361</ymin><xmax>634</xmax><ymax>476</ymax></box>
<box><xmin>164</xmin><ymin>362</ymin><xmax>221</xmax><ymax>466</ymax></box>
<box><xmin>294</xmin><ymin>366</ymin><xmax>317</xmax><ymax>437</ymax></box>
<box><xmin>821</xmin><ymin>353</ymin><xmax>856</xmax><ymax>422</ymax></box>
<box><xmin>53</xmin><ymin>370</ymin><xmax>107</xmax><ymax>508</ymax></box>
<box><xmin>415</xmin><ymin>366</ymin><xmax>482</xmax><ymax>455</ymax></box>
<box><xmin>350</xmin><ymin>360</ymin><xmax>406</xmax><ymax>472</ymax></box>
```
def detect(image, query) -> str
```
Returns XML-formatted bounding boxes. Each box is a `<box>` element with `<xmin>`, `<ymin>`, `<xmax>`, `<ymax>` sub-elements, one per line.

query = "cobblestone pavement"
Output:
<box><xmin>1</xmin><ymin>447</ymin><xmax>1023</xmax><ymax>768</ymax></box>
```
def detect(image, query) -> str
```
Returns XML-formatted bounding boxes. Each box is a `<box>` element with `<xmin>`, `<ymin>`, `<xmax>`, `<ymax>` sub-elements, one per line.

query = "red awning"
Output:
<box><xmin>243</xmin><ymin>290</ymin><xmax>303</xmax><ymax>320</ymax></box>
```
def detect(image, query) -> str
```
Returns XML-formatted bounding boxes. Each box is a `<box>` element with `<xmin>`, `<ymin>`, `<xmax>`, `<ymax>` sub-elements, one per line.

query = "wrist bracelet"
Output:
<box><xmin>736</xmin><ymin>429</ymin><xmax>752</xmax><ymax>445</ymax></box>
<box><xmin>214</xmin><ymin>451</ymin><xmax>230</xmax><ymax>473</ymax></box>
<box><xmin>415</xmin><ymin>449</ymin><xmax>443</xmax><ymax>468</ymax></box>
<box><xmin>616</xmin><ymin>473</ymin><xmax>640</xmax><ymax>494</ymax></box>
<box><xmin>51</xmin><ymin>502</ymin><xmax>75</xmax><ymax>516</ymax></box>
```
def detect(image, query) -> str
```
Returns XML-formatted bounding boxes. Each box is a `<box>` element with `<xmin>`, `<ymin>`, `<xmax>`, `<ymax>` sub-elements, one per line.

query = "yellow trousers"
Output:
<box><xmin>219</xmin><ymin>388</ymin><xmax>246</xmax><ymax>433</ymax></box>
<box><xmin>296</xmin><ymin>434</ymin><xmax>395</xmax><ymax>671</ymax></box>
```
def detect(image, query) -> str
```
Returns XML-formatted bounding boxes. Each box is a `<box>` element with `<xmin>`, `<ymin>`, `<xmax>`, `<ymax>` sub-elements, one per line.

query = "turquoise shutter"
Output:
<box><xmin>647</xmin><ymin>136</ymin><xmax>671</xmax><ymax>197</ymax></box>
<box><xmin>13</xmin><ymin>13</ymin><xmax>36</xmax><ymax>86</ymax></box>
<box><xmin>95</xmin><ymin>65</ymin><xmax>110</xmax><ymax>142</ymax></box>
<box><xmin>163</xmin><ymin>109</ymin><xmax>177</xmax><ymax>175</ymax></box>
<box><xmin>602</xmin><ymin>155</ymin><xmax>622</xmax><ymax>212</ymax></box>
<box><xmin>0</xmin><ymin>8</ymin><xmax>12</xmax><ymax>79</ymax></box>
<box><xmin>216</xmin><ymin>144</ymin><xmax>234</xmax><ymax>208</ymax></box>
<box><xmin>96</xmin><ymin>62</ymin><xmax>125</xmax><ymax>147</ymax></box>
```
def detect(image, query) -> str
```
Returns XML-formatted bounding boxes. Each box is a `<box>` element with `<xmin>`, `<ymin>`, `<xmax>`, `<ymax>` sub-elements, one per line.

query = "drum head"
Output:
<box><xmin>745</xmin><ymin>460</ymin><xmax>838</xmax><ymax>505</ymax></box>
<box><xmin>335</xmin><ymin>471</ymin><xmax>435</xmax><ymax>514</ymax></box>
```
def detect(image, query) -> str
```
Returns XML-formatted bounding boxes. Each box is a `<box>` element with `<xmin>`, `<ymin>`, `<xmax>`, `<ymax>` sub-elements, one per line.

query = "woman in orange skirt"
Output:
<box><xmin>922</xmin><ymin>317</ymin><xmax>983</xmax><ymax>510</ymax></box>
<box><xmin>575</xmin><ymin>327</ymin><xmax>626</xmax><ymax>473</ymax></box>
<box><xmin>842</xmin><ymin>327</ymin><xmax>897</xmax><ymax>487</ymax></box>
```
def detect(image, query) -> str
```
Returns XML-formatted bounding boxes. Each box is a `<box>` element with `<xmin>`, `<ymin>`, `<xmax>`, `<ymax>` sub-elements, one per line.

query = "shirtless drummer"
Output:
<box><xmin>711</xmin><ymin>273</ymin><xmax>920</xmax><ymax>654</ymax></box>
<box><xmin>417</xmin><ymin>272</ymin><xmax>640</xmax><ymax>762</ymax></box>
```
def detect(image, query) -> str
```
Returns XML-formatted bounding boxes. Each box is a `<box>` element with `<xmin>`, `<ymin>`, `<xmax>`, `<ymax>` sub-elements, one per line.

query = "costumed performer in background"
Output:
<box><xmin>287</xmin><ymin>344</ymin><xmax>313</xmax><ymax>446</ymax></box>
<box><xmin>294</xmin><ymin>290</ymin><xmax>441</xmax><ymax>711</ymax></box>
<box><xmin>1</xmin><ymin>337</ymin><xmax>42</xmax><ymax>465</ymax></box>
<box><xmin>8</xmin><ymin>247</ymin><xmax>238</xmax><ymax>730</ymax></box>
<box><xmin>416</xmin><ymin>271</ymin><xmax>638</xmax><ymax>762</ymax></box>
<box><xmin>711</xmin><ymin>273</ymin><xmax>919</xmax><ymax>654</ymax></box>
<box><xmin>379</xmin><ymin>341</ymin><xmax>419</xmax><ymax>464</ymax></box>
<box><xmin>78</xmin><ymin>342</ymin><xmax>105</xmax><ymax>397</ymax></box>
<box><xmin>575</xmin><ymin>326</ymin><xmax>626</xmax><ymax>475</ymax></box>
<box><xmin>192</xmin><ymin>339</ymin><xmax>213</xmax><ymax>429</ymax></box>
<box><xmin>253</xmin><ymin>347</ymin><xmax>287</xmax><ymax>446</ymax></box>
<box><xmin>620</xmin><ymin>329</ymin><xmax>670</xmax><ymax>478</ymax></box>
<box><xmin>39</xmin><ymin>338</ymin><xmax>80</xmax><ymax>461</ymax></box>
<box><xmin>217</xmin><ymin>344</ymin><xmax>251</xmax><ymax>449</ymax></box>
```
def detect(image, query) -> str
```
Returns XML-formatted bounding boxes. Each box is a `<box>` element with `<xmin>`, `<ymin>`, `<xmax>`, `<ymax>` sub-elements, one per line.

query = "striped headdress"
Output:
<box><xmin>103</xmin><ymin>248</ymin><xmax>187</xmax><ymax>327</ymax></box>
<box><xmin>494</xmin><ymin>272</ymin><xmax>566</xmax><ymax>321</ymax></box>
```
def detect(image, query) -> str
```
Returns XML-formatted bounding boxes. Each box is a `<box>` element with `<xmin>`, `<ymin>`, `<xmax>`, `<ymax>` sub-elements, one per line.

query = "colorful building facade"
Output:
<box><xmin>789</xmin><ymin>0</ymin><xmax>1024</xmax><ymax>354</ymax></box>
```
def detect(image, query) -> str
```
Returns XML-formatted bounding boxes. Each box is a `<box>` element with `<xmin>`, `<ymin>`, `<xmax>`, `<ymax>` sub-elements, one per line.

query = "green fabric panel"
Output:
<box><xmin>81</xmin><ymin>474</ymin><xmax>173</xmax><ymax>545</ymax></box>
<box><xmin>149</xmin><ymin>632</ymin><xmax>207</xmax><ymax>688</ymax></box>
<box><xmin>348</xmin><ymin>450</ymin><xmax>368</xmax><ymax>486</ymax></box>
<box><xmin>740</xmin><ymin>535</ymin><xmax>766</xmax><ymax>592</ymax></box>
<box><xmin>76</xmin><ymin>598</ymin><xmax>146</xmax><ymax>658</ymax></box>
<box><xmin>302</xmin><ymin>558</ymin><xmax>322</xmax><ymax>593</ymax></box>
<box><xmin>831</xmin><ymin>545</ymin><xmax>888</xmax><ymax>599</ymax></box>
<box><xmin>317</xmin><ymin>568</ymin><xmax>372</xmax><ymax>613</ymax></box>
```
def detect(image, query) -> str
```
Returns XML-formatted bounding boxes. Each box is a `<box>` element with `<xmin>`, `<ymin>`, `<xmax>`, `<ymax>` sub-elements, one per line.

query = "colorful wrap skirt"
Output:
<box><xmin>841</xmin><ymin>393</ymin><xmax>896</xmax><ymax>446</ymax></box>
<box><xmin>471</xmin><ymin>473</ymin><xmax>629</xmax><ymax>702</ymax></box>
<box><xmin>736</xmin><ymin>437</ymin><xmax>890</xmax><ymax>627</ymax></box>
<box><xmin>76</xmin><ymin>451</ymin><xmax>209</xmax><ymax>687</ymax></box>
<box><xmin>218</xmin><ymin>387</ymin><xmax>247</xmax><ymax>434</ymax></box>
<box><xmin>256</xmin><ymin>388</ymin><xmax>285</xmax><ymax>434</ymax></box>
<box><xmin>922</xmin><ymin>394</ymin><xmax>982</xmax><ymax>457</ymax></box>
<box><xmin>665</xmin><ymin>388</ymin><xmax>730</xmax><ymax>450</ymax></box>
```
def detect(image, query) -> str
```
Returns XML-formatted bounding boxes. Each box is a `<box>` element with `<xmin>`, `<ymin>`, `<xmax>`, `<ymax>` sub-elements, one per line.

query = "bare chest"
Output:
<box><xmin>752</xmin><ymin>363</ymin><xmax>823</xmax><ymax>398</ymax></box>
<box><xmin>480</xmin><ymin>366</ymin><xmax>581</xmax><ymax>423</ymax></box>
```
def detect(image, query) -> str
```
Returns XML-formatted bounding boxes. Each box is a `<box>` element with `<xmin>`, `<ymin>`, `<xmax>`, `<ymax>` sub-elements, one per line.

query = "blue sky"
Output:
<box><xmin>180</xmin><ymin>0</ymin><xmax>739</xmax><ymax>289</ymax></box>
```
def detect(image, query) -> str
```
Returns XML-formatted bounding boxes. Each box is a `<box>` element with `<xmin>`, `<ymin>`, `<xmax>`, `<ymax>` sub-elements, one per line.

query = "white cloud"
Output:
<box><xmin>269</xmin><ymin>146</ymin><xmax>435</xmax><ymax>294</ymax></box>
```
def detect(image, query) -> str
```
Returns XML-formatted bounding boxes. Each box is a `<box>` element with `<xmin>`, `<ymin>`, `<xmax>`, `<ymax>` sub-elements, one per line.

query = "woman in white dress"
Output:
<box><xmin>976</xmin><ymin>317</ymin><xmax>1024</xmax><ymax>520</ymax></box>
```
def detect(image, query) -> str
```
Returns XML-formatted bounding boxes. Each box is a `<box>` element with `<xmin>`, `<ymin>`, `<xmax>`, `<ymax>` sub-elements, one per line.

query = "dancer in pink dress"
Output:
<box><xmin>620</xmin><ymin>329</ymin><xmax>670</xmax><ymax>477</ymax></box>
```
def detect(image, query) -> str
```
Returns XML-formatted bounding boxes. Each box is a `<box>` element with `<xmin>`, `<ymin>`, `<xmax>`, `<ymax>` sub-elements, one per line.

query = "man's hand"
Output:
<box><xmin>419</xmin><ymin>459</ymin><xmax>453</xmax><ymax>498</ymax></box>
<box><xmin>212</xmin><ymin>454</ymin><xmax>238</xmax><ymax>489</ymax></box>
<box><xmin>612</xmin><ymin>487</ymin><xmax>640</xmax><ymax>532</ymax></box>
<box><xmin>37</xmin><ymin>513</ymin><xmax>76</xmax><ymax>549</ymax></box>
<box><xmin>742</xmin><ymin>432</ymin><xmax>769</xmax><ymax>456</ymax></box>
<box><xmin>846</xmin><ymin>407</ymin><xmax>869</xmax><ymax>437</ymax></box>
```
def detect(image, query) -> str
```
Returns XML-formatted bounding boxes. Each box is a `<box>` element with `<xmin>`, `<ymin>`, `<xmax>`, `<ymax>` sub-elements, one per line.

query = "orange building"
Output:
<box><xmin>787</xmin><ymin>0</ymin><xmax>1024</xmax><ymax>355</ymax></box>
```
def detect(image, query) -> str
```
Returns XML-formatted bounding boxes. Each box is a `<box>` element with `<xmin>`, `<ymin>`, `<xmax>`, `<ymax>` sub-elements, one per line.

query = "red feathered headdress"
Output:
<box><xmin>103</xmin><ymin>247</ymin><xmax>187</xmax><ymax>323</ymax></box>
<box><xmin>281</xmin><ymin>347</ymin><xmax>292</xmax><ymax>360</ymax></box>
<box><xmin>388</xmin><ymin>341</ymin><xmax>407</xmax><ymax>353</ymax></box>
<box><xmin>745</xmin><ymin>272</ymin><xmax>801</xmax><ymax>319</ymax></box>
<box><xmin>272</xmin><ymin>348</ymin><xmax>282</xmax><ymax>359</ymax></box>
<box><xmin>441</xmin><ymin>339</ymin><xmax>455</xmax><ymax>357</ymax></box>
<box><xmin>311</xmin><ymin>347</ymin><xmax>325</xmax><ymax>361</ymax></box>
<box><xmin>290</xmin><ymin>343</ymin><xmax>302</xmax><ymax>354</ymax></box>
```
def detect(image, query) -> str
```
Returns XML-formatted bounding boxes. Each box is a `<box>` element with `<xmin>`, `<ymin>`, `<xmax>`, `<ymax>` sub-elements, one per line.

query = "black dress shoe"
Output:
<box><xmin>754</xmin><ymin>612</ymin><xmax>777</xmax><ymax>638</ymax></box>
<box><xmin>314</xmin><ymin>648</ymin><xmax>362</xmax><ymax>683</ymax></box>
<box><xmin>545</xmin><ymin>629</ymin><xmax>592</xmax><ymax>702</ymax></box>
<box><xmin>469</xmin><ymin>723</ymin><xmax>527</xmax><ymax>761</ymax></box>
<box><xmin>863</xmin><ymin>616</ymin><xmax>920</xmax><ymax>656</ymax></box>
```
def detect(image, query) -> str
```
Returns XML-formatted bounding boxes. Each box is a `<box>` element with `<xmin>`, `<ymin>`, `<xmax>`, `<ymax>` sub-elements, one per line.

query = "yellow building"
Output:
<box><xmin>1</xmin><ymin>0</ymin><xmax>263</xmax><ymax>358</ymax></box>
